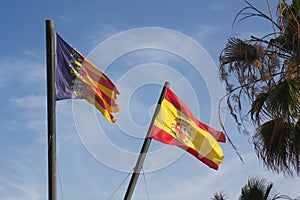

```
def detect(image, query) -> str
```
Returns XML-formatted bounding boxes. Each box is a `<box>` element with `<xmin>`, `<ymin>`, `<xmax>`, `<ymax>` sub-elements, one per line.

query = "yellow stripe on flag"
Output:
<box><xmin>86</xmin><ymin>96</ymin><xmax>116</xmax><ymax>123</ymax></box>
<box><xmin>84</xmin><ymin>60</ymin><xmax>119</xmax><ymax>101</ymax></box>
<box><xmin>56</xmin><ymin>33</ymin><xmax>120</xmax><ymax>123</ymax></box>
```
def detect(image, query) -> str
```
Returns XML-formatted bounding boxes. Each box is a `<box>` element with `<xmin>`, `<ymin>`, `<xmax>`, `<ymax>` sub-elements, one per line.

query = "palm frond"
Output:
<box><xmin>239</xmin><ymin>176</ymin><xmax>273</xmax><ymax>200</ymax></box>
<box><xmin>277</xmin><ymin>0</ymin><xmax>300</xmax><ymax>52</ymax></box>
<box><xmin>218</xmin><ymin>0</ymin><xmax>300</xmax><ymax>176</ymax></box>
<box><xmin>233</xmin><ymin>0</ymin><xmax>281</xmax><ymax>30</ymax></box>
<box><xmin>220</xmin><ymin>37</ymin><xmax>258</xmax><ymax>66</ymax></box>
<box><xmin>250</xmin><ymin>92</ymin><xmax>269</xmax><ymax>123</ymax></box>
<box><xmin>266</xmin><ymin>79</ymin><xmax>300</xmax><ymax>121</ymax></box>
<box><xmin>212</xmin><ymin>192</ymin><xmax>228</xmax><ymax>200</ymax></box>
<box><xmin>253</xmin><ymin>118</ymin><xmax>300</xmax><ymax>176</ymax></box>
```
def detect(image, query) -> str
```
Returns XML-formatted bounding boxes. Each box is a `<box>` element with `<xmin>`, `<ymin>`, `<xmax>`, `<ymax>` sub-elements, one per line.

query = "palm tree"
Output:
<box><xmin>239</xmin><ymin>177</ymin><xmax>273</xmax><ymax>200</ymax></box>
<box><xmin>219</xmin><ymin>0</ymin><xmax>300</xmax><ymax>176</ymax></box>
<box><xmin>212</xmin><ymin>192</ymin><xmax>227</xmax><ymax>200</ymax></box>
<box><xmin>213</xmin><ymin>176</ymin><xmax>300</xmax><ymax>200</ymax></box>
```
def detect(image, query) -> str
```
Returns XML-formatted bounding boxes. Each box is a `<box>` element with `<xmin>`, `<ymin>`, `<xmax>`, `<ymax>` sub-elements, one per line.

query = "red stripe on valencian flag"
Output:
<box><xmin>75</xmin><ymin>74</ymin><xmax>116</xmax><ymax>113</ymax></box>
<box><xmin>74</xmin><ymin>51</ymin><xmax>119</xmax><ymax>95</ymax></box>
<box><xmin>84</xmin><ymin>86</ymin><xmax>119</xmax><ymax>111</ymax></box>
<box><xmin>82</xmin><ymin>59</ymin><xmax>120</xmax><ymax>95</ymax></box>
<box><xmin>80</xmin><ymin>75</ymin><xmax>116</xmax><ymax>105</ymax></box>
<box><xmin>85</xmin><ymin>95</ymin><xmax>116</xmax><ymax>122</ymax></box>
<box><xmin>84</xmin><ymin>88</ymin><xmax>116</xmax><ymax>122</ymax></box>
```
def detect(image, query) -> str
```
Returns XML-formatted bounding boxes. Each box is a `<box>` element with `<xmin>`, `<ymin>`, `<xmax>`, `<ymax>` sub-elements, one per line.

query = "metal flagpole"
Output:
<box><xmin>123</xmin><ymin>81</ymin><xmax>170</xmax><ymax>200</ymax></box>
<box><xmin>46</xmin><ymin>19</ymin><xmax>57</xmax><ymax>200</ymax></box>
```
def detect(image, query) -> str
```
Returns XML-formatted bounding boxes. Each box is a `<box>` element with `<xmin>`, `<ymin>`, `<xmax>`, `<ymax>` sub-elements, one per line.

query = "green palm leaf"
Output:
<box><xmin>220</xmin><ymin>37</ymin><xmax>258</xmax><ymax>66</ymax></box>
<box><xmin>212</xmin><ymin>192</ymin><xmax>227</xmax><ymax>200</ymax></box>
<box><xmin>239</xmin><ymin>176</ymin><xmax>273</xmax><ymax>200</ymax></box>
<box><xmin>218</xmin><ymin>0</ymin><xmax>300</xmax><ymax>176</ymax></box>
<box><xmin>250</xmin><ymin>92</ymin><xmax>269</xmax><ymax>123</ymax></box>
<box><xmin>253</xmin><ymin>118</ymin><xmax>300</xmax><ymax>175</ymax></box>
<box><xmin>266</xmin><ymin>79</ymin><xmax>300</xmax><ymax>120</ymax></box>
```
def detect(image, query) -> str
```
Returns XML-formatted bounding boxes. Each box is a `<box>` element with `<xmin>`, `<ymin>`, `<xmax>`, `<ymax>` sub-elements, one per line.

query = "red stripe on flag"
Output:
<box><xmin>82</xmin><ymin>59</ymin><xmax>120</xmax><ymax>95</ymax></box>
<box><xmin>150</xmin><ymin>126</ymin><xmax>219</xmax><ymax>170</ymax></box>
<box><xmin>84</xmin><ymin>86</ymin><xmax>119</xmax><ymax>111</ymax></box>
<box><xmin>197</xmin><ymin>121</ymin><xmax>226</xmax><ymax>143</ymax></box>
<box><xmin>84</xmin><ymin>89</ymin><xmax>116</xmax><ymax>122</ymax></box>
<box><xmin>164</xmin><ymin>88</ymin><xmax>225</xmax><ymax>143</ymax></box>
<box><xmin>78</xmin><ymin>74</ymin><xmax>117</xmax><ymax>108</ymax></box>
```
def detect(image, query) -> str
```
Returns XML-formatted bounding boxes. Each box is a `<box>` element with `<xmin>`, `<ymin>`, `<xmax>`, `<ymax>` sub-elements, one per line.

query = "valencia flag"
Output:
<box><xmin>56</xmin><ymin>34</ymin><xmax>119</xmax><ymax>122</ymax></box>
<box><xmin>149</xmin><ymin>88</ymin><xmax>225</xmax><ymax>170</ymax></box>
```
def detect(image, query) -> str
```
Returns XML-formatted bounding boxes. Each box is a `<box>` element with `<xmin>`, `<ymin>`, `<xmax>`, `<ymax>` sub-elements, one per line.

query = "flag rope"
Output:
<box><xmin>108</xmin><ymin>170</ymin><xmax>133</xmax><ymax>200</ymax></box>
<box><xmin>56</xmin><ymin>162</ymin><xmax>64</xmax><ymax>200</ymax></box>
<box><xmin>141</xmin><ymin>167</ymin><xmax>150</xmax><ymax>200</ymax></box>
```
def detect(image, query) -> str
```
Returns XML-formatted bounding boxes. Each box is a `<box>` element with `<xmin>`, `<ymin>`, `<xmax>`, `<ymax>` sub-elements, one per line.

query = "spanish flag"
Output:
<box><xmin>56</xmin><ymin>34</ymin><xmax>119</xmax><ymax>122</ymax></box>
<box><xmin>149</xmin><ymin>88</ymin><xmax>225</xmax><ymax>170</ymax></box>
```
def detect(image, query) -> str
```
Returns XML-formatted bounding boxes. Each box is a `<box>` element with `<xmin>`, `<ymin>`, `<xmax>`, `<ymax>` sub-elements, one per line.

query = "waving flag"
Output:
<box><xmin>56</xmin><ymin>33</ymin><xmax>119</xmax><ymax>122</ymax></box>
<box><xmin>149</xmin><ymin>88</ymin><xmax>225</xmax><ymax>170</ymax></box>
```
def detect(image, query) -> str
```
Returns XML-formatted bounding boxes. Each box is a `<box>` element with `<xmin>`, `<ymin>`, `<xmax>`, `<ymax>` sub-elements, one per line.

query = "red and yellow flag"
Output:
<box><xmin>149</xmin><ymin>88</ymin><xmax>226</xmax><ymax>170</ymax></box>
<box><xmin>56</xmin><ymin>34</ymin><xmax>119</xmax><ymax>122</ymax></box>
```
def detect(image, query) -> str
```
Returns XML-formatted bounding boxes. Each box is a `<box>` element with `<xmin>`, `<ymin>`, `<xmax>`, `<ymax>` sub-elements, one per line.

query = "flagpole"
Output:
<box><xmin>46</xmin><ymin>19</ymin><xmax>57</xmax><ymax>200</ymax></box>
<box><xmin>123</xmin><ymin>81</ymin><xmax>170</xmax><ymax>200</ymax></box>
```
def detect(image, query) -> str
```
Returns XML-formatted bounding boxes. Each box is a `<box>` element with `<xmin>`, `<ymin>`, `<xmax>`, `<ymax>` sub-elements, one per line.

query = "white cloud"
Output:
<box><xmin>191</xmin><ymin>24</ymin><xmax>219</xmax><ymax>42</ymax></box>
<box><xmin>25</xmin><ymin>119</ymin><xmax>46</xmax><ymax>133</ymax></box>
<box><xmin>86</xmin><ymin>23</ymin><xmax>127</xmax><ymax>49</ymax></box>
<box><xmin>0</xmin><ymin>58</ymin><xmax>44</xmax><ymax>88</ymax></box>
<box><xmin>209</xmin><ymin>2</ymin><xmax>226</xmax><ymax>12</ymax></box>
<box><xmin>0</xmin><ymin>160</ymin><xmax>45</xmax><ymax>200</ymax></box>
<box><xmin>23</xmin><ymin>50</ymin><xmax>40</xmax><ymax>59</ymax></box>
<box><xmin>10</xmin><ymin>95</ymin><xmax>46</xmax><ymax>109</ymax></box>
<box><xmin>8</xmin><ymin>95</ymin><xmax>47</xmax><ymax>137</ymax></box>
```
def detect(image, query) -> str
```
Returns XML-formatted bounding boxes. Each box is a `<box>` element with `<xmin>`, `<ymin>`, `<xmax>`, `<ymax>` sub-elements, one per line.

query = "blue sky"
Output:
<box><xmin>1</xmin><ymin>0</ymin><xmax>299</xmax><ymax>200</ymax></box>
